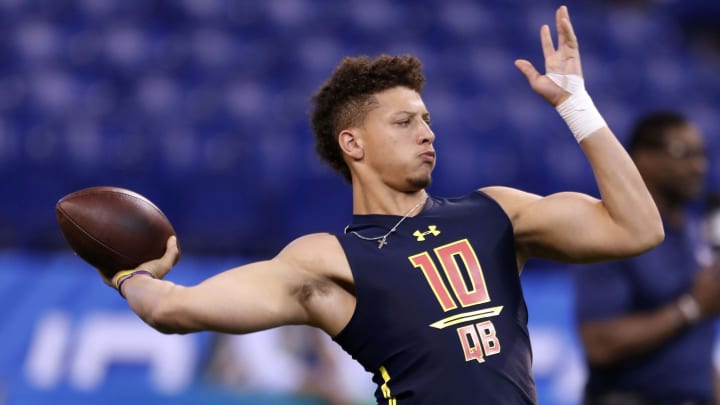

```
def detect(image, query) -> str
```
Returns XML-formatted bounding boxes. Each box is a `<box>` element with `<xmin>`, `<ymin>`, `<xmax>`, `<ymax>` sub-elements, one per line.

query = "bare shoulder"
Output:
<box><xmin>280</xmin><ymin>232</ymin><xmax>344</xmax><ymax>259</ymax></box>
<box><xmin>480</xmin><ymin>186</ymin><xmax>598</xmax><ymax>224</ymax></box>
<box><xmin>277</xmin><ymin>233</ymin><xmax>350</xmax><ymax>279</ymax></box>
<box><xmin>276</xmin><ymin>233</ymin><xmax>355</xmax><ymax>334</ymax></box>
<box><xmin>479</xmin><ymin>186</ymin><xmax>541</xmax><ymax>220</ymax></box>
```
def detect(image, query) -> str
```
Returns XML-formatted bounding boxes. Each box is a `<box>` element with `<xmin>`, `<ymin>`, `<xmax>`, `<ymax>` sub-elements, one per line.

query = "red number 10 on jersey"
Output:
<box><xmin>409</xmin><ymin>238</ymin><xmax>491</xmax><ymax>311</ymax></box>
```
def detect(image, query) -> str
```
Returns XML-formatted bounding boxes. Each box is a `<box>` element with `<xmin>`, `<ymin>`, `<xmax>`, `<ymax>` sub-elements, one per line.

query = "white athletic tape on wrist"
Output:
<box><xmin>547</xmin><ymin>73</ymin><xmax>607</xmax><ymax>143</ymax></box>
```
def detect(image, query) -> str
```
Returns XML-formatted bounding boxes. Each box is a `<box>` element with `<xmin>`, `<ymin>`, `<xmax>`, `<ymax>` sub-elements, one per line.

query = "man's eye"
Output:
<box><xmin>397</xmin><ymin>120</ymin><xmax>411</xmax><ymax>126</ymax></box>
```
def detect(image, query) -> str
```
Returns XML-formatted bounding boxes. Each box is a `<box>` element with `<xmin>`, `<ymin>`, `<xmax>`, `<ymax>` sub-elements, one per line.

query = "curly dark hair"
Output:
<box><xmin>310</xmin><ymin>55</ymin><xmax>426</xmax><ymax>182</ymax></box>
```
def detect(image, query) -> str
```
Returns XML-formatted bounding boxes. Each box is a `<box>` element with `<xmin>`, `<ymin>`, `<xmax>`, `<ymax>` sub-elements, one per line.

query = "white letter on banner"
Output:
<box><xmin>24</xmin><ymin>310</ymin><xmax>71</xmax><ymax>388</ymax></box>
<box><xmin>68</xmin><ymin>312</ymin><xmax>197</xmax><ymax>393</ymax></box>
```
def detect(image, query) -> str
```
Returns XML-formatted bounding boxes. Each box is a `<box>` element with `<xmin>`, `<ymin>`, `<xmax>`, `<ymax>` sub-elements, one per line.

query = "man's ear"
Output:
<box><xmin>338</xmin><ymin>129</ymin><xmax>364</xmax><ymax>161</ymax></box>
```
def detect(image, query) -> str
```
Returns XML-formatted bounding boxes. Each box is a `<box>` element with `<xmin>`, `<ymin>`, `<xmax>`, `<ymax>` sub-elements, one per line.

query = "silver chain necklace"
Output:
<box><xmin>344</xmin><ymin>197</ymin><xmax>427</xmax><ymax>249</ymax></box>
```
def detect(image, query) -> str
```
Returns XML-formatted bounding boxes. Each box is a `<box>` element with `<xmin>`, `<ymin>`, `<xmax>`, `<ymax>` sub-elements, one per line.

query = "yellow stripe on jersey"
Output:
<box><xmin>429</xmin><ymin>306</ymin><xmax>504</xmax><ymax>329</ymax></box>
<box><xmin>379</xmin><ymin>366</ymin><xmax>397</xmax><ymax>405</ymax></box>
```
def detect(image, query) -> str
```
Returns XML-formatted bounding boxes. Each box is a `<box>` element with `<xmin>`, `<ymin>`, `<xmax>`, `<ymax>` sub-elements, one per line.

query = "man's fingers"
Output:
<box><xmin>540</xmin><ymin>24</ymin><xmax>555</xmax><ymax>60</ymax></box>
<box><xmin>556</xmin><ymin>6</ymin><xmax>567</xmax><ymax>47</ymax></box>
<box><xmin>560</xmin><ymin>19</ymin><xmax>578</xmax><ymax>49</ymax></box>
<box><xmin>166</xmin><ymin>235</ymin><xmax>177</xmax><ymax>252</ymax></box>
<box><xmin>164</xmin><ymin>235</ymin><xmax>181</xmax><ymax>266</ymax></box>
<box><xmin>514</xmin><ymin>59</ymin><xmax>540</xmax><ymax>84</ymax></box>
<box><xmin>556</xmin><ymin>6</ymin><xmax>578</xmax><ymax>50</ymax></box>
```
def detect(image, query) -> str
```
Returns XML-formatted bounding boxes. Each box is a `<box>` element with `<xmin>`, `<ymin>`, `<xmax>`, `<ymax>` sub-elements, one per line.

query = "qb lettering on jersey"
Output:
<box><xmin>457</xmin><ymin>320</ymin><xmax>501</xmax><ymax>363</ymax></box>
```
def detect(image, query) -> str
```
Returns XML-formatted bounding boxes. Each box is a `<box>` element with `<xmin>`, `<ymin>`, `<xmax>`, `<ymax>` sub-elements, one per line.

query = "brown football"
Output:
<box><xmin>56</xmin><ymin>186</ymin><xmax>177</xmax><ymax>279</ymax></box>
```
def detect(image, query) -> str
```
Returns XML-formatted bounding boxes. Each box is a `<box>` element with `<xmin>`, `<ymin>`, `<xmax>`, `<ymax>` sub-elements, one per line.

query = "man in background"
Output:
<box><xmin>574</xmin><ymin>111</ymin><xmax>720</xmax><ymax>404</ymax></box>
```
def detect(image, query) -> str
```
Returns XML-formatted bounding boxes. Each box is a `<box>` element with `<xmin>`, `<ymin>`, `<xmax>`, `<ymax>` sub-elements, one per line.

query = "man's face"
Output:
<box><xmin>643</xmin><ymin>123</ymin><xmax>708</xmax><ymax>202</ymax></box>
<box><xmin>356</xmin><ymin>87</ymin><xmax>436</xmax><ymax>191</ymax></box>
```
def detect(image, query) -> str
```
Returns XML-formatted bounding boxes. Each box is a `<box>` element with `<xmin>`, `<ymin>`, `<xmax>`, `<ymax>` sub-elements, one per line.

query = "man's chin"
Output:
<box><xmin>408</xmin><ymin>175</ymin><xmax>432</xmax><ymax>190</ymax></box>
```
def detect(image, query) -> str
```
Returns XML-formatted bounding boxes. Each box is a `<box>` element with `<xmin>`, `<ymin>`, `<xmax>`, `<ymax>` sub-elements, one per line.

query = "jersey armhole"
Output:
<box><xmin>330</xmin><ymin>234</ymin><xmax>361</xmax><ymax>341</ymax></box>
<box><xmin>472</xmin><ymin>189</ymin><xmax>523</xmax><ymax>274</ymax></box>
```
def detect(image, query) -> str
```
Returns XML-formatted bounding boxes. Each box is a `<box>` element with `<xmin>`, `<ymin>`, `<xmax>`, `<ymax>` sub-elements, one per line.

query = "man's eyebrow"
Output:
<box><xmin>392</xmin><ymin>110</ymin><xmax>430</xmax><ymax>117</ymax></box>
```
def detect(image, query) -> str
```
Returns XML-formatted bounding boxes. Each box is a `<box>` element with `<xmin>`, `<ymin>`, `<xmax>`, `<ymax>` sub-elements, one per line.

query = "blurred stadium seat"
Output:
<box><xmin>0</xmin><ymin>0</ymin><xmax>718</xmax><ymax>255</ymax></box>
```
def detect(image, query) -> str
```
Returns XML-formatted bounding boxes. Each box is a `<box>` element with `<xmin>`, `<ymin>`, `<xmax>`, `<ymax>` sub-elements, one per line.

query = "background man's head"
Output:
<box><xmin>628</xmin><ymin>111</ymin><xmax>707</xmax><ymax>204</ymax></box>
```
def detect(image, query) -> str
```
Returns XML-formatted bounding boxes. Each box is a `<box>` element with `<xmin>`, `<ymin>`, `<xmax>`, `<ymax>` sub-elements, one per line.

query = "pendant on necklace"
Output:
<box><xmin>378</xmin><ymin>238</ymin><xmax>387</xmax><ymax>249</ymax></box>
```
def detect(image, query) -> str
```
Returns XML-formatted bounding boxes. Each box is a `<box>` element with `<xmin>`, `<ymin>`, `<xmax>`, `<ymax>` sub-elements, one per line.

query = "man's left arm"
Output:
<box><xmin>486</xmin><ymin>6</ymin><xmax>663</xmax><ymax>264</ymax></box>
<box><xmin>486</xmin><ymin>129</ymin><xmax>662</xmax><ymax>263</ymax></box>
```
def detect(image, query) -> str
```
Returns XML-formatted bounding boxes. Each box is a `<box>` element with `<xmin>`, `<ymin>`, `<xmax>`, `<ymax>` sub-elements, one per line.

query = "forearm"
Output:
<box><xmin>580</xmin><ymin>129</ymin><xmax>663</xmax><ymax>251</ymax></box>
<box><xmin>580</xmin><ymin>300</ymin><xmax>686</xmax><ymax>366</ymax></box>
<box><xmin>122</xmin><ymin>275</ymin><xmax>193</xmax><ymax>334</ymax></box>
<box><xmin>121</xmin><ymin>260</ymin><xmax>314</xmax><ymax>335</ymax></box>
<box><xmin>547</xmin><ymin>72</ymin><xmax>662</xmax><ymax>255</ymax></box>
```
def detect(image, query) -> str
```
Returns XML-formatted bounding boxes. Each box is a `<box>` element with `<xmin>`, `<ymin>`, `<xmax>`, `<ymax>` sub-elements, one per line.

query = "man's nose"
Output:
<box><xmin>418</xmin><ymin>121</ymin><xmax>435</xmax><ymax>144</ymax></box>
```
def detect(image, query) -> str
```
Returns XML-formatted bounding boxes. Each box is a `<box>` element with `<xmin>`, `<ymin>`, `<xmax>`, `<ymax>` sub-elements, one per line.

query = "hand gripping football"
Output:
<box><xmin>56</xmin><ymin>186</ymin><xmax>177</xmax><ymax>279</ymax></box>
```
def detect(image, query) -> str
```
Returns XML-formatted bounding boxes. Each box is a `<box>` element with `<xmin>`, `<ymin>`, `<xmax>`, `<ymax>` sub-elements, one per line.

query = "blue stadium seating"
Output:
<box><xmin>0</xmin><ymin>0</ymin><xmax>718</xmax><ymax>256</ymax></box>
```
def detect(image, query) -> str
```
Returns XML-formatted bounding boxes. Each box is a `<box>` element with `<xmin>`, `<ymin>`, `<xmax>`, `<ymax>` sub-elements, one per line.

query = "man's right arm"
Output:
<box><xmin>579</xmin><ymin>302</ymin><xmax>687</xmax><ymax>366</ymax></box>
<box><xmin>118</xmin><ymin>233</ymin><xmax>348</xmax><ymax>335</ymax></box>
<box><xmin>578</xmin><ymin>264</ymin><xmax>720</xmax><ymax>366</ymax></box>
<box><xmin>508</xmin><ymin>6</ymin><xmax>663</xmax><ymax>265</ymax></box>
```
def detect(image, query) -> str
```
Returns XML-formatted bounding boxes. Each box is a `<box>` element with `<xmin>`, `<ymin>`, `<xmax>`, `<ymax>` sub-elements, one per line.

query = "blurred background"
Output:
<box><xmin>0</xmin><ymin>0</ymin><xmax>718</xmax><ymax>404</ymax></box>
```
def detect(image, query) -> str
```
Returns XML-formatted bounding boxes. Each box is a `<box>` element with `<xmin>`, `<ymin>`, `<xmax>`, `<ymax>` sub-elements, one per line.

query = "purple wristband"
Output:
<box><xmin>116</xmin><ymin>270</ymin><xmax>155</xmax><ymax>299</ymax></box>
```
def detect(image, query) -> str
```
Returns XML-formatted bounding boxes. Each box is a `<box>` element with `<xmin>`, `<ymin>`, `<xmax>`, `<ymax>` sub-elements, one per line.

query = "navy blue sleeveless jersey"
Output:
<box><xmin>333</xmin><ymin>191</ymin><xmax>537</xmax><ymax>405</ymax></box>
